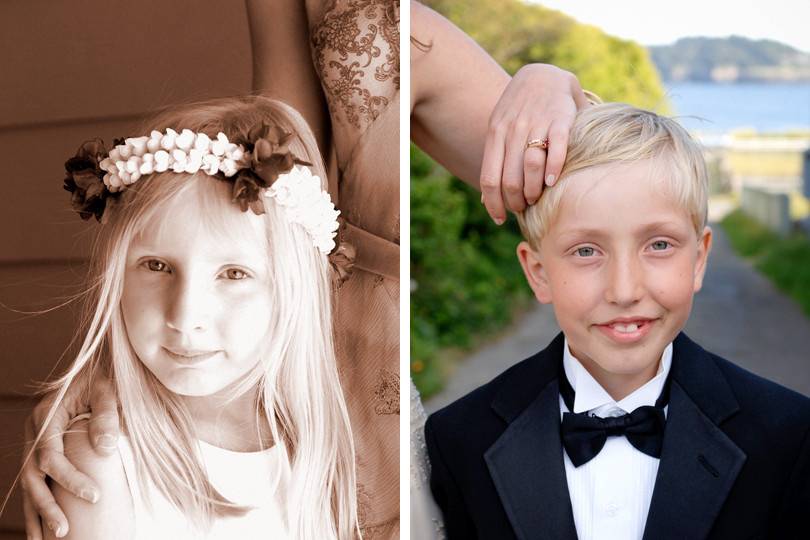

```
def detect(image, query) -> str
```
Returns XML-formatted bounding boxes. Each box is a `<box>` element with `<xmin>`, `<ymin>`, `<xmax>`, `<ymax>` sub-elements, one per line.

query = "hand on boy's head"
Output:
<box><xmin>480</xmin><ymin>64</ymin><xmax>589</xmax><ymax>225</ymax></box>
<box><xmin>21</xmin><ymin>375</ymin><xmax>120</xmax><ymax>538</ymax></box>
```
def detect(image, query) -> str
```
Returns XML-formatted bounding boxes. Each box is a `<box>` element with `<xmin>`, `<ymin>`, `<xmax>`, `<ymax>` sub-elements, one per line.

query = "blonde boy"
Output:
<box><xmin>426</xmin><ymin>104</ymin><xmax>810</xmax><ymax>540</ymax></box>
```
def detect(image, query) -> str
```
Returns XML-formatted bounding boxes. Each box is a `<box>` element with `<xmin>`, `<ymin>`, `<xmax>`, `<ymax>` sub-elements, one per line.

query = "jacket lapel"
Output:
<box><xmin>484</xmin><ymin>334</ymin><xmax>578</xmax><ymax>540</ymax></box>
<box><xmin>642</xmin><ymin>334</ymin><xmax>746</xmax><ymax>540</ymax></box>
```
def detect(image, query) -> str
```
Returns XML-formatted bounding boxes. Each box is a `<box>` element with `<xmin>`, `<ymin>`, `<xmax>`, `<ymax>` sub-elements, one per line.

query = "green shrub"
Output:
<box><xmin>410</xmin><ymin>146</ymin><xmax>531</xmax><ymax>397</ymax></box>
<box><xmin>721</xmin><ymin>209</ymin><xmax>810</xmax><ymax>317</ymax></box>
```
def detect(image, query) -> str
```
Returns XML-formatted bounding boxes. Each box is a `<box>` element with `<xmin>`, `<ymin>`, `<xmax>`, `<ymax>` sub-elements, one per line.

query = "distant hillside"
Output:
<box><xmin>650</xmin><ymin>36</ymin><xmax>810</xmax><ymax>82</ymax></box>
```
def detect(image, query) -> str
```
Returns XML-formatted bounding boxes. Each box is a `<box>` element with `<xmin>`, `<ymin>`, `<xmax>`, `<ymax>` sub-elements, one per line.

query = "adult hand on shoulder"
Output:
<box><xmin>480</xmin><ymin>64</ymin><xmax>590</xmax><ymax>224</ymax></box>
<box><xmin>21</xmin><ymin>375</ymin><xmax>120</xmax><ymax>539</ymax></box>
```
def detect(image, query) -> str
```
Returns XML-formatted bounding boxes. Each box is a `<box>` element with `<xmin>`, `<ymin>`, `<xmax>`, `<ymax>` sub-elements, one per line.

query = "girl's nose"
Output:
<box><xmin>604</xmin><ymin>254</ymin><xmax>645</xmax><ymax>306</ymax></box>
<box><xmin>164</xmin><ymin>279</ymin><xmax>213</xmax><ymax>334</ymax></box>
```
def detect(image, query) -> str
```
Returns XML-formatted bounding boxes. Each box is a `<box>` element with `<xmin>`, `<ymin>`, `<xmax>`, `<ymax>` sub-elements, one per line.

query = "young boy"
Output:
<box><xmin>425</xmin><ymin>104</ymin><xmax>810</xmax><ymax>540</ymax></box>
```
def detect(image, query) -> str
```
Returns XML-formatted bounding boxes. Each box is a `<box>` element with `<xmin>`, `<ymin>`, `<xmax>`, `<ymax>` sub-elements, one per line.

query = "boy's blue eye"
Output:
<box><xmin>575</xmin><ymin>247</ymin><xmax>595</xmax><ymax>257</ymax></box>
<box><xmin>651</xmin><ymin>240</ymin><xmax>670</xmax><ymax>251</ymax></box>
<box><xmin>145</xmin><ymin>260</ymin><xmax>169</xmax><ymax>272</ymax></box>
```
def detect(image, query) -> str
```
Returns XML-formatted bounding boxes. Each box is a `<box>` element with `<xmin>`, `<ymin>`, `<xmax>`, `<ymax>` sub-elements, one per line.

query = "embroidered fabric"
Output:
<box><xmin>311</xmin><ymin>0</ymin><xmax>400</xmax><ymax>149</ymax></box>
<box><xmin>309</xmin><ymin>1</ymin><xmax>401</xmax><ymax>536</ymax></box>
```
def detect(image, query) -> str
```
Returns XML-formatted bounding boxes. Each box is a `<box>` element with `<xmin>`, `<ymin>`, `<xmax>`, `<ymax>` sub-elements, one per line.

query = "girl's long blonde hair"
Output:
<box><xmin>19</xmin><ymin>96</ymin><xmax>358</xmax><ymax>539</ymax></box>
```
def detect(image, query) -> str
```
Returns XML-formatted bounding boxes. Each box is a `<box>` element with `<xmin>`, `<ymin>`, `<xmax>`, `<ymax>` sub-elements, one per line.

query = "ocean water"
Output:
<box><xmin>664</xmin><ymin>82</ymin><xmax>810</xmax><ymax>133</ymax></box>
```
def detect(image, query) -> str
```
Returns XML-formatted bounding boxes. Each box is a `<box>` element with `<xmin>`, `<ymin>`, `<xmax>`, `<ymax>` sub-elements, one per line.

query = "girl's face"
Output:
<box><xmin>121</xmin><ymin>181</ymin><xmax>273</xmax><ymax>397</ymax></box>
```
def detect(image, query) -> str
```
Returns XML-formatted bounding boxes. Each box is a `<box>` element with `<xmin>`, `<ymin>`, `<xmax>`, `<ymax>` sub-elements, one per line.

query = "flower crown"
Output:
<box><xmin>63</xmin><ymin>125</ymin><xmax>341</xmax><ymax>253</ymax></box>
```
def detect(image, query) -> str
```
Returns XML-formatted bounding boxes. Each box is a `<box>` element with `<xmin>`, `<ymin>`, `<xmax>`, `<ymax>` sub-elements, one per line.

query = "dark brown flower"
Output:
<box><xmin>224</xmin><ymin>124</ymin><xmax>312</xmax><ymax>215</ymax></box>
<box><xmin>63</xmin><ymin>139</ymin><xmax>110</xmax><ymax>221</ymax></box>
<box><xmin>230</xmin><ymin>169</ymin><xmax>267</xmax><ymax>214</ymax></box>
<box><xmin>246</xmin><ymin>124</ymin><xmax>311</xmax><ymax>186</ymax></box>
<box><xmin>329</xmin><ymin>242</ymin><xmax>356</xmax><ymax>287</ymax></box>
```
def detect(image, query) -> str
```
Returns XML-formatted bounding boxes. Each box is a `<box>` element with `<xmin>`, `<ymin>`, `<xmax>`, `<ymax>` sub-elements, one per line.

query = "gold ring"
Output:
<box><xmin>525</xmin><ymin>138</ymin><xmax>549</xmax><ymax>150</ymax></box>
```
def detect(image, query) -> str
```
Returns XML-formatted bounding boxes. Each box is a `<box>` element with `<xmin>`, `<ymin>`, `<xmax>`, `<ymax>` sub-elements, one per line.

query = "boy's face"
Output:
<box><xmin>518</xmin><ymin>160</ymin><xmax>712</xmax><ymax>395</ymax></box>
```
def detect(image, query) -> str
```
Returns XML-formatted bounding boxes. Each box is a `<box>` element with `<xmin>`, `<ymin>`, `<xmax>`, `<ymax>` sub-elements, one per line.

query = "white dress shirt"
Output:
<box><xmin>561</xmin><ymin>339</ymin><xmax>672</xmax><ymax>540</ymax></box>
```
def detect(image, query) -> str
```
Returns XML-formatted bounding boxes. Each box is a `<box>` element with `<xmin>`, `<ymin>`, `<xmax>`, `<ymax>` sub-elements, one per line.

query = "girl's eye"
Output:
<box><xmin>224</xmin><ymin>268</ymin><xmax>249</xmax><ymax>280</ymax></box>
<box><xmin>575</xmin><ymin>246</ymin><xmax>596</xmax><ymax>257</ymax></box>
<box><xmin>145</xmin><ymin>260</ymin><xmax>169</xmax><ymax>272</ymax></box>
<box><xmin>650</xmin><ymin>240</ymin><xmax>670</xmax><ymax>251</ymax></box>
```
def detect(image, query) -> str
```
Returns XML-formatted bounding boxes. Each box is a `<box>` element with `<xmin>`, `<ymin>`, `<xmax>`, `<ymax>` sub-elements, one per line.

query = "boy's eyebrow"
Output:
<box><xmin>634</xmin><ymin>220</ymin><xmax>692</xmax><ymax>235</ymax></box>
<box><xmin>554</xmin><ymin>220</ymin><xmax>691</xmax><ymax>241</ymax></box>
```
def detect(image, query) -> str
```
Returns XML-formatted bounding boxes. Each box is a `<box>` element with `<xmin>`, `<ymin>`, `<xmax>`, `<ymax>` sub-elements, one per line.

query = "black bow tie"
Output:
<box><xmin>559</xmin><ymin>363</ymin><xmax>670</xmax><ymax>467</ymax></box>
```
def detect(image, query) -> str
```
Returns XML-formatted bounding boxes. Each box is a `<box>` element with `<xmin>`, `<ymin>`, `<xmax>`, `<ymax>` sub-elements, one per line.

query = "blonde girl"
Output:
<box><xmin>8</xmin><ymin>96</ymin><xmax>358</xmax><ymax>539</ymax></box>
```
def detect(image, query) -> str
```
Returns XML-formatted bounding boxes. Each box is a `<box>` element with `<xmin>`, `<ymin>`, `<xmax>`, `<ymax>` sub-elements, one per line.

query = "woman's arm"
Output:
<box><xmin>410</xmin><ymin>1</ymin><xmax>509</xmax><ymax>187</ymax></box>
<box><xmin>43</xmin><ymin>420</ymin><xmax>133</xmax><ymax>540</ymax></box>
<box><xmin>244</xmin><ymin>0</ymin><xmax>331</xmax><ymax>153</ymax></box>
<box><xmin>22</xmin><ymin>377</ymin><xmax>121</xmax><ymax>540</ymax></box>
<box><xmin>411</xmin><ymin>1</ymin><xmax>588</xmax><ymax>224</ymax></box>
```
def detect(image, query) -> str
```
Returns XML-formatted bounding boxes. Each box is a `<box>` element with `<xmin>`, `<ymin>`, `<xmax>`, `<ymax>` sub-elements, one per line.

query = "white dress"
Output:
<box><xmin>116</xmin><ymin>435</ymin><xmax>289</xmax><ymax>539</ymax></box>
<box><xmin>410</xmin><ymin>379</ymin><xmax>446</xmax><ymax>539</ymax></box>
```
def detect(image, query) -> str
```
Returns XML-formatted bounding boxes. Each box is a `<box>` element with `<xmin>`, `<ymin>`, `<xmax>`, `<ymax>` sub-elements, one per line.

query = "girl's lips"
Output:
<box><xmin>594</xmin><ymin>319</ymin><xmax>656</xmax><ymax>344</ymax></box>
<box><xmin>163</xmin><ymin>347</ymin><xmax>221</xmax><ymax>365</ymax></box>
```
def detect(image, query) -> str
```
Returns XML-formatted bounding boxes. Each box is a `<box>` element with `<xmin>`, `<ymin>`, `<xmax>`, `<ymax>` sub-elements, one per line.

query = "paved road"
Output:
<box><xmin>426</xmin><ymin>224</ymin><xmax>810</xmax><ymax>412</ymax></box>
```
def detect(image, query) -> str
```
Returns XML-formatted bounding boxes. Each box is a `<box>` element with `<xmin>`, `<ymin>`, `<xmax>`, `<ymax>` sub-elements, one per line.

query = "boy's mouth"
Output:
<box><xmin>594</xmin><ymin>318</ymin><xmax>657</xmax><ymax>343</ymax></box>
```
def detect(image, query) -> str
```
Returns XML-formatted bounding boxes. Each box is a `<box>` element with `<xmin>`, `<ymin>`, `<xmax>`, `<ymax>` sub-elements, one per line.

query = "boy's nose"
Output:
<box><xmin>604</xmin><ymin>255</ymin><xmax>645</xmax><ymax>306</ymax></box>
<box><xmin>164</xmin><ymin>279</ymin><xmax>213</xmax><ymax>334</ymax></box>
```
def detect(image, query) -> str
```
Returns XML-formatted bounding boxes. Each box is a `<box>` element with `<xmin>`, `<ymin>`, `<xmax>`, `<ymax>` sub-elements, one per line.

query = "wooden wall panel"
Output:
<box><xmin>0</xmin><ymin>0</ymin><xmax>251</xmax><ymax>129</ymax></box>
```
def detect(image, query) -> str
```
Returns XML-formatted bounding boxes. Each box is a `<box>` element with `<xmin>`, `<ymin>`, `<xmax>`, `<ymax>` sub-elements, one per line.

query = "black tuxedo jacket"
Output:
<box><xmin>425</xmin><ymin>333</ymin><xmax>810</xmax><ymax>539</ymax></box>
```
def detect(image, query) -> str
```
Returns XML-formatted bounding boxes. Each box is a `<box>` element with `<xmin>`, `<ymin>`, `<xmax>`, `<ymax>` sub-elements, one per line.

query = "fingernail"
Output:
<box><xmin>480</xmin><ymin>194</ymin><xmax>485</xmax><ymax>204</ymax></box>
<box><xmin>96</xmin><ymin>434</ymin><xmax>117</xmax><ymax>449</ymax></box>
<box><xmin>528</xmin><ymin>198</ymin><xmax>538</xmax><ymax>205</ymax></box>
<box><xmin>494</xmin><ymin>217</ymin><xmax>505</xmax><ymax>226</ymax></box>
<box><xmin>81</xmin><ymin>488</ymin><xmax>100</xmax><ymax>503</ymax></box>
<box><xmin>546</xmin><ymin>174</ymin><xmax>556</xmax><ymax>186</ymax></box>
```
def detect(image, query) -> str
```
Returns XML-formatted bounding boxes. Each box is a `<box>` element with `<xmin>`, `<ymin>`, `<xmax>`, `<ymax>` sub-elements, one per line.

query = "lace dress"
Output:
<box><xmin>309</xmin><ymin>1</ymin><xmax>400</xmax><ymax>537</ymax></box>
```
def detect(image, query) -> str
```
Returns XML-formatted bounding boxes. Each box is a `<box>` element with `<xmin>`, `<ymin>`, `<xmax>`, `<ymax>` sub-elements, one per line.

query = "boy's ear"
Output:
<box><xmin>516</xmin><ymin>241</ymin><xmax>553</xmax><ymax>304</ymax></box>
<box><xmin>692</xmin><ymin>226</ymin><xmax>713</xmax><ymax>292</ymax></box>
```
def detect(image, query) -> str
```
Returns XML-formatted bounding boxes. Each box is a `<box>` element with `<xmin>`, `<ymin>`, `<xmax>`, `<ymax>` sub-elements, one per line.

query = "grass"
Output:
<box><xmin>721</xmin><ymin>209</ymin><xmax>810</xmax><ymax>317</ymax></box>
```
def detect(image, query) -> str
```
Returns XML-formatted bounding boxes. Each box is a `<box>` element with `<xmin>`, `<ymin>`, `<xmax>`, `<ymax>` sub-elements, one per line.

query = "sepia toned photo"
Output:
<box><xmin>1</xmin><ymin>1</ymin><xmax>399</xmax><ymax>539</ymax></box>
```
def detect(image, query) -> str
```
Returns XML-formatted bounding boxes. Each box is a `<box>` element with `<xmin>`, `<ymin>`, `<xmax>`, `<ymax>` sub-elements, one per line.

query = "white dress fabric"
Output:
<box><xmin>117</xmin><ymin>435</ymin><xmax>289</xmax><ymax>539</ymax></box>
<box><xmin>560</xmin><ymin>339</ymin><xmax>672</xmax><ymax>540</ymax></box>
<box><xmin>410</xmin><ymin>379</ymin><xmax>446</xmax><ymax>540</ymax></box>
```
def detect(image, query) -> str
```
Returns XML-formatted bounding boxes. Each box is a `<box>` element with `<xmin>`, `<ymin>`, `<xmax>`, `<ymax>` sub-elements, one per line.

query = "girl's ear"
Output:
<box><xmin>516</xmin><ymin>241</ymin><xmax>552</xmax><ymax>304</ymax></box>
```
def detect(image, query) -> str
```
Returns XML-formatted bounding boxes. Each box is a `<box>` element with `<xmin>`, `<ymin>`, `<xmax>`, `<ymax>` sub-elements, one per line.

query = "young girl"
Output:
<box><xmin>15</xmin><ymin>96</ymin><xmax>358</xmax><ymax>539</ymax></box>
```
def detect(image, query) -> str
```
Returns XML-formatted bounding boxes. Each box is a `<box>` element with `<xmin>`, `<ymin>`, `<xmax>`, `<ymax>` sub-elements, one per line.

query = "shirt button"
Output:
<box><xmin>605</xmin><ymin>502</ymin><xmax>620</xmax><ymax>517</ymax></box>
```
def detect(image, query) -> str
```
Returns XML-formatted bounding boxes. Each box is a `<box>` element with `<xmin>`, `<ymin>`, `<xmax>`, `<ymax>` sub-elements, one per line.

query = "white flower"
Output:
<box><xmin>201</xmin><ymin>153</ymin><xmax>220</xmax><ymax>175</ymax></box>
<box><xmin>194</xmin><ymin>133</ymin><xmax>211</xmax><ymax>152</ymax></box>
<box><xmin>147</xmin><ymin>131</ymin><xmax>162</xmax><ymax>153</ymax></box>
<box><xmin>220</xmin><ymin>158</ymin><xmax>238</xmax><ymax>177</ymax></box>
<box><xmin>176</xmin><ymin>129</ymin><xmax>195</xmax><ymax>151</ymax></box>
<box><xmin>126</xmin><ymin>136</ymin><xmax>149</xmax><ymax>157</ymax></box>
<box><xmin>154</xmin><ymin>150</ymin><xmax>170</xmax><ymax>172</ymax></box>
<box><xmin>211</xmin><ymin>132</ymin><xmax>230</xmax><ymax>156</ymax></box>
<box><xmin>160</xmin><ymin>128</ymin><xmax>178</xmax><ymax>151</ymax></box>
<box><xmin>265</xmin><ymin>165</ymin><xmax>340</xmax><ymax>253</ymax></box>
